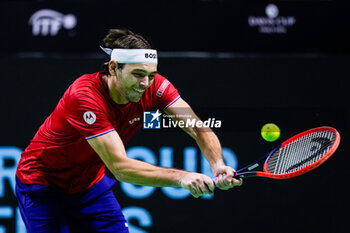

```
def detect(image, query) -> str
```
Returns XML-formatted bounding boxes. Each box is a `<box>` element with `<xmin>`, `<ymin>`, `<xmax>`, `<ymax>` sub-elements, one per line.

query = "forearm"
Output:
<box><xmin>108</xmin><ymin>156</ymin><xmax>189</xmax><ymax>187</ymax></box>
<box><xmin>105</xmin><ymin>153</ymin><xmax>215</xmax><ymax>198</ymax></box>
<box><xmin>194</xmin><ymin>129</ymin><xmax>226</xmax><ymax>169</ymax></box>
<box><xmin>164</xmin><ymin>98</ymin><xmax>225</xmax><ymax>169</ymax></box>
<box><xmin>164</xmin><ymin>97</ymin><xmax>241</xmax><ymax>190</ymax></box>
<box><xmin>88</xmin><ymin>130</ymin><xmax>215</xmax><ymax>197</ymax></box>
<box><xmin>88</xmin><ymin>131</ymin><xmax>190</xmax><ymax>187</ymax></box>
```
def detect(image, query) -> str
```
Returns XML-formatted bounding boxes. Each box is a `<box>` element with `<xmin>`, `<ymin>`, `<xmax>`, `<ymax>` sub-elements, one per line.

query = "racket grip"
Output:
<box><xmin>212</xmin><ymin>172</ymin><xmax>241</xmax><ymax>186</ymax></box>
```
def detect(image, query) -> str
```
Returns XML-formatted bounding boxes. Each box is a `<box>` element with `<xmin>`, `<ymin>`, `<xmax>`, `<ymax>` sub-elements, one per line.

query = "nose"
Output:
<box><xmin>140</xmin><ymin>76</ymin><xmax>149</xmax><ymax>87</ymax></box>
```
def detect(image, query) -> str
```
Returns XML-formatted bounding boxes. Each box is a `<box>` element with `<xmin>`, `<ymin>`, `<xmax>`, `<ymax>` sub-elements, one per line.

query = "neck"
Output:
<box><xmin>103</xmin><ymin>75</ymin><xmax>129</xmax><ymax>105</ymax></box>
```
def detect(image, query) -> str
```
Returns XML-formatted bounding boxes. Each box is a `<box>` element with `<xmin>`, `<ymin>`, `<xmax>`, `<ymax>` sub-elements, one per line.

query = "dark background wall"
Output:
<box><xmin>0</xmin><ymin>0</ymin><xmax>349</xmax><ymax>233</ymax></box>
<box><xmin>0</xmin><ymin>0</ymin><xmax>349</xmax><ymax>53</ymax></box>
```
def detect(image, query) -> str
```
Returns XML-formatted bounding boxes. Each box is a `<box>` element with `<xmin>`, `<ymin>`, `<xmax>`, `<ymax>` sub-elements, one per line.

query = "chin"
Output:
<box><xmin>128</xmin><ymin>96</ymin><xmax>142</xmax><ymax>103</ymax></box>
<box><xmin>130</xmin><ymin>99</ymin><xmax>141</xmax><ymax>103</ymax></box>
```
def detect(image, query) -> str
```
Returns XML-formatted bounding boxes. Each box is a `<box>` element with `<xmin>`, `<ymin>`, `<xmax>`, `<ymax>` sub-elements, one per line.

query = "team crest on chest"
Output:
<box><xmin>129</xmin><ymin>117</ymin><xmax>141</xmax><ymax>124</ymax></box>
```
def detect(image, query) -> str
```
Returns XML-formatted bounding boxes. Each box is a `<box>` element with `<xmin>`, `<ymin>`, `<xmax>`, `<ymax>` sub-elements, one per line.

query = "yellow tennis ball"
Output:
<box><xmin>261</xmin><ymin>123</ymin><xmax>280</xmax><ymax>142</ymax></box>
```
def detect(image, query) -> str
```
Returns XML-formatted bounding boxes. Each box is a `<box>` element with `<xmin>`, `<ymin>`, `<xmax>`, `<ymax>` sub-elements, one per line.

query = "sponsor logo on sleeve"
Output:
<box><xmin>83</xmin><ymin>111</ymin><xmax>96</xmax><ymax>125</ymax></box>
<box><xmin>156</xmin><ymin>80</ymin><xmax>170</xmax><ymax>97</ymax></box>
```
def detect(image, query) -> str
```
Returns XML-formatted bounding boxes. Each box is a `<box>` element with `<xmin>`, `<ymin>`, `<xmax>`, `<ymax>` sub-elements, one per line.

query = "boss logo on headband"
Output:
<box><xmin>145</xmin><ymin>53</ymin><xmax>157</xmax><ymax>59</ymax></box>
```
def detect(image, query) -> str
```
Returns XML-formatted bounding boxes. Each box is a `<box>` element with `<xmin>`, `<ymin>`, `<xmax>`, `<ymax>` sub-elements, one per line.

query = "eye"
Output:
<box><xmin>149</xmin><ymin>74</ymin><xmax>155</xmax><ymax>80</ymax></box>
<box><xmin>133</xmin><ymin>73</ymin><xmax>145</xmax><ymax>78</ymax></box>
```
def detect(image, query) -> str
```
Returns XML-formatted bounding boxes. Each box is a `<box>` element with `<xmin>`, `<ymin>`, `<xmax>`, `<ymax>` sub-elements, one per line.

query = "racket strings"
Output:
<box><xmin>267</xmin><ymin>130</ymin><xmax>336</xmax><ymax>175</ymax></box>
<box><xmin>280</xmin><ymin>130</ymin><xmax>334</xmax><ymax>173</ymax></box>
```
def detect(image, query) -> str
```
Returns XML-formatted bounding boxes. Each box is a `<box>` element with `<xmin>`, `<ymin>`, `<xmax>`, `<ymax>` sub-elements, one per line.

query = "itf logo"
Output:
<box><xmin>143</xmin><ymin>110</ymin><xmax>162</xmax><ymax>129</ymax></box>
<box><xmin>29</xmin><ymin>9</ymin><xmax>77</xmax><ymax>36</ymax></box>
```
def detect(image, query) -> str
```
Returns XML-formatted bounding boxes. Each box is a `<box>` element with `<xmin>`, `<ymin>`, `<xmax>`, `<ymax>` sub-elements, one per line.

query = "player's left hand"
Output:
<box><xmin>212</xmin><ymin>165</ymin><xmax>242</xmax><ymax>190</ymax></box>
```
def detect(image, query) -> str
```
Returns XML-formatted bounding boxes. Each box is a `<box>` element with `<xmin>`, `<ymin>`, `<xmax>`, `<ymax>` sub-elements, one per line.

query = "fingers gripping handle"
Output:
<box><xmin>212</xmin><ymin>172</ymin><xmax>242</xmax><ymax>187</ymax></box>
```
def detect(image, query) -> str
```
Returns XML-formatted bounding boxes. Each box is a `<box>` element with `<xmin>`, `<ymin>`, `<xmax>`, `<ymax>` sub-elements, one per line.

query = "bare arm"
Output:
<box><xmin>165</xmin><ymin>97</ymin><xmax>242</xmax><ymax>189</ymax></box>
<box><xmin>87</xmin><ymin>130</ymin><xmax>214</xmax><ymax>197</ymax></box>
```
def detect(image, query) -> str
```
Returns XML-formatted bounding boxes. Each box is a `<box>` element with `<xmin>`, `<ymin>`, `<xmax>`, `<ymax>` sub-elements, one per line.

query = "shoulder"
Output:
<box><xmin>142</xmin><ymin>73</ymin><xmax>180</xmax><ymax>110</ymax></box>
<box><xmin>155</xmin><ymin>73</ymin><xmax>166</xmax><ymax>82</ymax></box>
<box><xmin>150</xmin><ymin>73</ymin><xmax>173</xmax><ymax>95</ymax></box>
<box><xmin>65</xmin><ymin>71</ymin><xmax>109</xmax><ymax>109</ymax></box>
<box><xmin>70</xmin><ymin>72</ymin><xmax>105</xmax><ymax>95</ymax></box>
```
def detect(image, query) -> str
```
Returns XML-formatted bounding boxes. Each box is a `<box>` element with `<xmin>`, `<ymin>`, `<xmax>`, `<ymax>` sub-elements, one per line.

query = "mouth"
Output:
<box><xmin>132</xmin><ymin>87</ymin><xmax>146</xmax><ymax>94</ymax></box>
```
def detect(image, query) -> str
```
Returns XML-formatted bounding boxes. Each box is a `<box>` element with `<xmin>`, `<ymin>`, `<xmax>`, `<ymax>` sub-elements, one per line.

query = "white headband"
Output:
<box><xmin>100</xmin><ymin>46</ymin><xmax>158</xmax><ymax>64</ymax></box>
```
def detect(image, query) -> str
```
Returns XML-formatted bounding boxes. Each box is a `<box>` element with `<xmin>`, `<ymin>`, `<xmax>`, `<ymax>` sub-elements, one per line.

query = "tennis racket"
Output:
<box><xmin>220</xmin><ymin>126</ymin><xmax>340</xmax><ymax>180</ymax></box>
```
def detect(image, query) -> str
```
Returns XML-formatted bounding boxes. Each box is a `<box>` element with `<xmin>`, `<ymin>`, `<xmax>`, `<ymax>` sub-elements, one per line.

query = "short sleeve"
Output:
<box><xmin>153</xmin><ymin>74</ymin><xmax>181</xmax><ymax>110</ymax></box>
<box><xmin>65</xmin><ymin>92</ymin><xmax>115</xmax><ymax>139</ymax></box>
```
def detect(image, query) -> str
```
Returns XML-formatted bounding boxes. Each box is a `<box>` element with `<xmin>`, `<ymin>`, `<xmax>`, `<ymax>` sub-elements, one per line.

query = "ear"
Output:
<box><xmin>108</xmin><ymin>60</ymin><xmax>119</xmax><ymax>76</ymax></box>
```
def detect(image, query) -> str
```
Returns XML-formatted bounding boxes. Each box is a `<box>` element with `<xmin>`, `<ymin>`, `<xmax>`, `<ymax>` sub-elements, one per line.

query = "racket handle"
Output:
<box><xmin>212</xmin><ymin>173</ymin><xmax>243</xmax><ymax>186</ymax></box>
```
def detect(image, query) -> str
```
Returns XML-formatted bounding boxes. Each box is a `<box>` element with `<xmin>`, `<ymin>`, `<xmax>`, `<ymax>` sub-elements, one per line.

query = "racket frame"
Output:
<box><xmin>234</xmin><ymin>126</ymin><xmax>340</xmax><ymax>179</ymax></box>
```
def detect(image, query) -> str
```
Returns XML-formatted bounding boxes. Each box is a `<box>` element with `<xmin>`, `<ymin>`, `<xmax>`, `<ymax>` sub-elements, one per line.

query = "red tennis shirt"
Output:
<box><xmin>16</xmin><ymin>71</ymin><xmax>180</xmax><ymax>193</ymax></box>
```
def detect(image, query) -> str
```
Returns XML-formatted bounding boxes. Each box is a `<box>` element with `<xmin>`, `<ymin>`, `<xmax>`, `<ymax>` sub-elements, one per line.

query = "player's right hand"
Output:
<box><xmin>179</xmin><ymin>173</ymin><xmax>214</xmax><ymax>198</ymax></box>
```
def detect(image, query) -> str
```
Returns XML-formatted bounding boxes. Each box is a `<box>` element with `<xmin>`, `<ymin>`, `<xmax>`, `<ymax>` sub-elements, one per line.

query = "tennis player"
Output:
<box><xmin>16</xmin><ymin>29</ymin><xmax>242</xmax><ymax>233</ymax></box>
